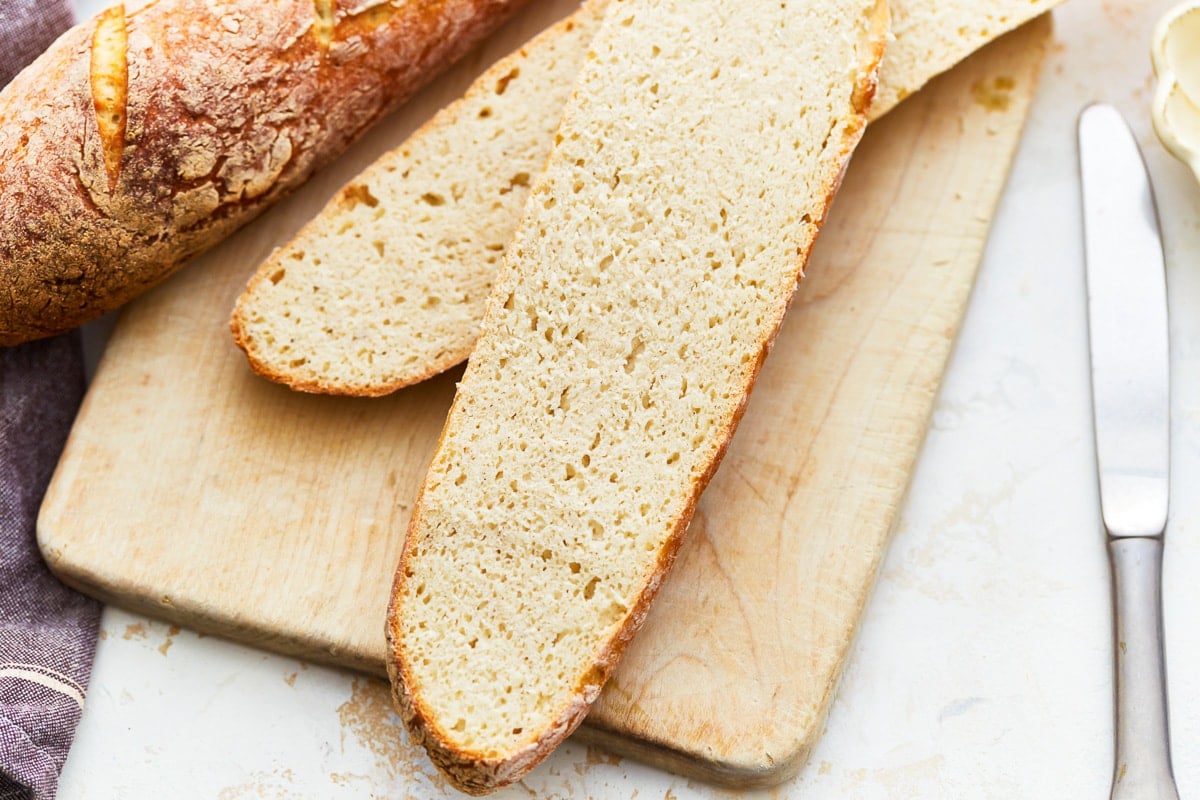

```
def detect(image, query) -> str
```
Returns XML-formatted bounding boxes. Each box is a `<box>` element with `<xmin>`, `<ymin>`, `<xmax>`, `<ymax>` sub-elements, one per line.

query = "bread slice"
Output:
<box><xmin>873</xmin><ymin>0</ymin><xmax>1060</xmax><ymax>111</ymax></box>
<box><xmin>385</xmin><ymin>0</ymin><xmax>889</xmax><ymax>793</ymax></box>
<box><xmin>231</xmin><ymin>0</ymin><xmax>1061</xmax><ymax>396</ymax></box>
<box><xmin>231</xmin><ymin>3</ymin><xmax>606</xmax><ymax>395</ymax></box>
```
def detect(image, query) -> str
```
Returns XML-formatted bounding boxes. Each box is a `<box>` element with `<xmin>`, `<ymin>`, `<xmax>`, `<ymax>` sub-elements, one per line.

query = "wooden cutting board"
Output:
<box><xmin>39</xmin><ymin>10</ymin><xmax>1049</xmax><ymax>788</ymax></box>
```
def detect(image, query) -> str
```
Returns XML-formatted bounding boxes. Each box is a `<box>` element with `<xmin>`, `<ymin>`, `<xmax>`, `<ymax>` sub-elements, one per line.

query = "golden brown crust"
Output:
<box><xmin>384</xmin><ymin>1</ymin><xmax>889</xmax><ymax>793</ymax></box>
<box><xmin>231</xmin><ymin>296</ymin><xmax>457</xmax><ymax>396</ymax></box>
<box><xmin>0</xmin><ymin>0</ymin><xmax>529</xmax><ymax>345</ymax></box>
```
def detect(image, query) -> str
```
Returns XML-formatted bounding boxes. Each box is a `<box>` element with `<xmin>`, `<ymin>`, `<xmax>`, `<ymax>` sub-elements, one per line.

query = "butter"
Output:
<box><xmin>1153</xmin><ymin>2</ymin><xmax>1200</xmax><ymax>181</ymax></box>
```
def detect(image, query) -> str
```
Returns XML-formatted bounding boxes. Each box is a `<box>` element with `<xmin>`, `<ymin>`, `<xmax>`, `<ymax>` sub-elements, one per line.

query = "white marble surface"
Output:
<box><xmin>53</xmin><ymin>0</ymin><xmax>1200</xmax><ymax>797</ymax></box>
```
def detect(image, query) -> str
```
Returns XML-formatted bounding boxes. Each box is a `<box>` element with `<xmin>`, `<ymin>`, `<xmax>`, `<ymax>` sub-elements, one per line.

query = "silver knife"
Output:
<box><xmin>1079</xmin><ymin>103</ymin><xmax>1180</xmax><ymax>800</ymax></box>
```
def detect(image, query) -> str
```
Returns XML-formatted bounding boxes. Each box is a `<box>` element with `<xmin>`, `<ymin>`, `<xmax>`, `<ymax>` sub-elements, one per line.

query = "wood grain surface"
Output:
<box><xmin>39</xmin><ymin>10</ymin><xmax>1050</xmax><ymax>788</ymax></box>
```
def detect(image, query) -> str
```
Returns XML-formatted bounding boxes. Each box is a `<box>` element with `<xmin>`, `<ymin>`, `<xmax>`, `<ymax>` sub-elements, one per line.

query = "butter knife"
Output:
<box><xmin>1078</xmin><ymin>103</ymin><xmax>1180</xmax><ymax>800</ymax></box>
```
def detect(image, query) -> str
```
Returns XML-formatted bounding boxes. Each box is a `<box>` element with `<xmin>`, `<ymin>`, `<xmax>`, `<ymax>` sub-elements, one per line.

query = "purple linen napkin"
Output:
<box><xmin>0</xmin><ymin>2</ymin><xmax>73</xmax><ymax>88</ymax></box>
<box><xmin>0</xmin><ymin>5</ymin><xmax>101</xmax><ymax>800</ymax></box>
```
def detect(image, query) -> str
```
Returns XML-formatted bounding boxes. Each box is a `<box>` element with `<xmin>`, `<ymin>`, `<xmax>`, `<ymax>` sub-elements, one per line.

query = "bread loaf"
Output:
<box><xmin>0</xmin><ymin>0</ymin><xmax>528</xmax><ymax>345</ymax></box>
<box><xmin>385</xmin><ymin>0</ymin><xmax>889</xmax><ymax>792</ymax></box>
<box><xmin>231</xmin><ymin>0</ymin><xmax>1061</xmax><ymax>396</ymax></box>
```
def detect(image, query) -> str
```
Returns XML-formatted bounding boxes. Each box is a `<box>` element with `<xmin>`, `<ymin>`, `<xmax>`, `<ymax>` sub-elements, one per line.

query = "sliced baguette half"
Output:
<box><xmin>385</xmin><ymin>0</ymin><xmax>889</xmax><ymax>792</ymax></box>
<box><xmin>231</xmin><ymin>0</ymin><xmax>1061</xmax><ymax>396</ymax></box>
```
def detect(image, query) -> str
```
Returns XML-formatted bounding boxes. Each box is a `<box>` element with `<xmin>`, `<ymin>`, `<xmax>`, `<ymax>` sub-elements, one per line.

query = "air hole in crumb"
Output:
<box><xmin>342</xmin><ymin>184</ymin><xmax>380</xmax><ymax>209</ymax></box>
<box><xmin>495</xmin><ymin>67</ymin><xmax>520</xmax><ymax>95</ymax></box>
<box><xmin>500</xmin><ymin>172</ymin><xmax>531</xmax><ymax>196</ymax></box>
<box><xmin>624</xmin><ymin>338</ymin><xmax>644</xmax><ymax>373</ymax></box>
<box><xmin>269</xmin><ymin>269</ymin><xmax>285</xmax><ymax>284</ymax></box>
<box><xmin>420</xmin><ymin>192</ymin><xmax>445</xmax><ymax>207</ymax></box>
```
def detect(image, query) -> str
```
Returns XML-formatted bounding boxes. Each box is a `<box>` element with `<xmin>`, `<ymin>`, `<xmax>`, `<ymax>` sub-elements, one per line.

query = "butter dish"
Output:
<box><xmin>1153</xmin><ymin>2</ymin><xmax>1200</xmax><ymax>180</ymax></box>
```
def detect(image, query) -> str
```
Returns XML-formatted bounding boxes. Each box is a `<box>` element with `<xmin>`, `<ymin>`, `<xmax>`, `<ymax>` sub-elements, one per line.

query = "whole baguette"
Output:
<box><xmin>231</xmin><ymin>0</ymin><xmax>1064</xmax><ymax>396</ymax></box>
<box><xmin>386</xmin><ymin>0</ymin><xmax>889</xmax><ymax>792</ymax></box>
<box><xmin>0</xmin><ymin>0</ymin><xmax>528</xmax><ymax>345</ymax></box>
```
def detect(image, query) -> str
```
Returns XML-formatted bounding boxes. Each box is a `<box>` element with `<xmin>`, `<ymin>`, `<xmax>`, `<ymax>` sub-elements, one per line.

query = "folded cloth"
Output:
<box><xmin>0</xmin><ymin>339</ymin><xmax>94</xmax><ymax>800</ymax></box>
<box><xmin>0</xmin><ymin>1</ymin><xmax>73</xmax><ymax>87</ymax></box>
<box><xmin>0</xmin><ymin>6</ymin><xmax>100</xmax><ymax>800</ymax></box>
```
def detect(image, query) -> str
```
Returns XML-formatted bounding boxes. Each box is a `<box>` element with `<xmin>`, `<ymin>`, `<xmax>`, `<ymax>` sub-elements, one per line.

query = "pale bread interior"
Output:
<box><xmin>390</xmin><ymin>0</ymin><xmax>886</xmax><ymax>790</ymax></box>
<box><xmin>873</xmin><ymin>0</ymin><xmax>1057</xmax><ymax>111</ymax></box>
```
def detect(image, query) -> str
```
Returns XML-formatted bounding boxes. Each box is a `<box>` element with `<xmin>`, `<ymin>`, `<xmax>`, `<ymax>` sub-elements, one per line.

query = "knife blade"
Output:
<box><xmin>1078</xmin><ymin>103</ymin><xmax>1179</xmax><ymax>800</ymax></box>
<box><xmin>1080</xmin><ymin>103</ymin><xmax>1170</xmax><ymax>539</ymax></box>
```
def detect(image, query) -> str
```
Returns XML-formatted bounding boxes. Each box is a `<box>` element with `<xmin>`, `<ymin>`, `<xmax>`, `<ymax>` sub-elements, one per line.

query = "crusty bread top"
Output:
<box><xmin>232</xmin><ymin>0</ymin><xmax>1063</xmax><ymax>396</ymax></box>
<box><xmin>0</xmin><ymin>0</ymin><xmax>525</xmax><ymax>345</ymax></box>
<box><xmin>386</xmin><ymin>0</ymin><xmax>889</xmax><ymax>793</ymax></box>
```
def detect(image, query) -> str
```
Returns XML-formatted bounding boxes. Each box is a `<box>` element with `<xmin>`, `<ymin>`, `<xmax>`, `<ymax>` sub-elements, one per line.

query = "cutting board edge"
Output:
<box><xmin>37</xmin><ymin>517</ymin><xmax>388</xmax><ymax>675</ymax></box>
<box><xmin>572</xmin><ymin>722</ymin><xmax>813</xmax><ymax>789</ymax></box>
<box><xmin>37</xmin><ymin>529</ymin><xmax>851</xmax><ymax>790</ymax></box>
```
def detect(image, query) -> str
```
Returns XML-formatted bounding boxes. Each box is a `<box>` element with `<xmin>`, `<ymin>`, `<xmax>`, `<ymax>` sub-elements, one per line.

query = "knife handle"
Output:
<box><xmin>1109</xmin><ymin>537</ymin><xmax>1179</xmax><ymax>800</ymax></box>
